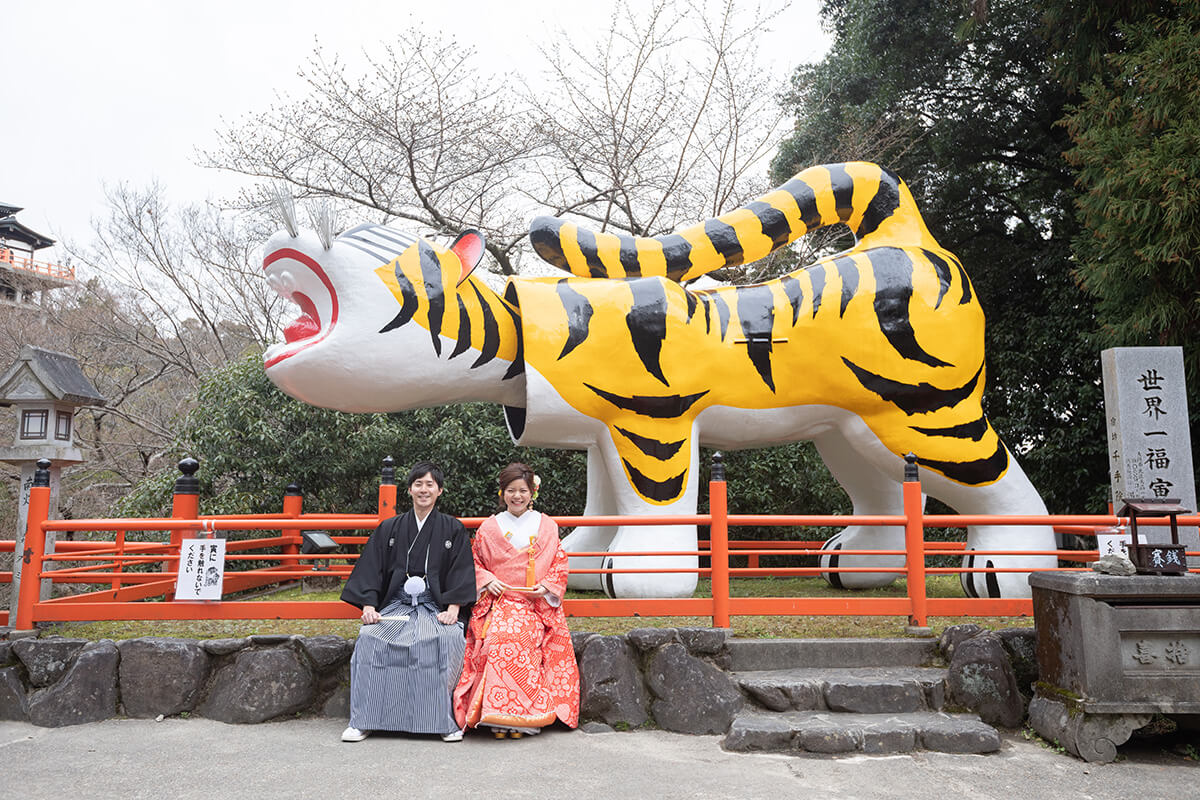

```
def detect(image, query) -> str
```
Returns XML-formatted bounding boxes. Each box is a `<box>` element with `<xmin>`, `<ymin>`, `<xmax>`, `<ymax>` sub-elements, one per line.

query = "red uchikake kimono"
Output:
<box><xmin>453</xmin><ymin>512</ymin><xmax>580</xmax><ymax>731</ymax></box>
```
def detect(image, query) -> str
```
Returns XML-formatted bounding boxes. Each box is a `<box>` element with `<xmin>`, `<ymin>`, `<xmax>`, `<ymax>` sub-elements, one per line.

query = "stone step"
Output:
<box><xmin>725</xmin><ymin>637</ymin><xmax>938</xmax><ymax>672</ymax></box>
<box><xmin>723</xmin><ymin>709</ymin><xmax>1001</xmax><ymax>755</ymax></box>
<box><xmin>734</xmin><ymin>666</ymin><xmax>947</xmax><ymax>713</ymax></box>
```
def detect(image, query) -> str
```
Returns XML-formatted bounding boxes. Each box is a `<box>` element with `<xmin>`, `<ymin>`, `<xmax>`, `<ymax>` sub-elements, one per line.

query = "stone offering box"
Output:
<box><xmin>1028</xmin><ymin>571</ymin><xmax>1200</xmax><ymax>762</ymax></box>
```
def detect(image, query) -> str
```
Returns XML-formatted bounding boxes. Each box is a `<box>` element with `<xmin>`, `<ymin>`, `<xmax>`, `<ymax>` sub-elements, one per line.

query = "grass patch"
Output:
<box><xmin>38</xmin><ymin>575</ymin><xmax>1034</xmax><ymax>641</ymax></box>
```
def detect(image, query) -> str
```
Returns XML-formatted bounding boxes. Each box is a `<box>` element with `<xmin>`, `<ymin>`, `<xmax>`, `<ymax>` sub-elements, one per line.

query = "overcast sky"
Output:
<box><xmin>2</xmin><ymin>0</ymin><xmax>829</xmax><ymax>261</ymax></box>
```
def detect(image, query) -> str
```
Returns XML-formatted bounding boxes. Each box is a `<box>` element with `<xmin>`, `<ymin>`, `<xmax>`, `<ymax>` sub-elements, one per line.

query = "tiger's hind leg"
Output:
<box><xmin>562</xmin><ymin>446</ymin><xmax>618</xmax><ymax>592</ymax></box>
<box><xmin>919</xmin><ymin>449</ymin><xmax>1058</xmax><ymax>599</ymax></box>
<box><xmin>814</xmin><ymin>429</ymin><xmax>910</xmax><ymax>589</ymax></box>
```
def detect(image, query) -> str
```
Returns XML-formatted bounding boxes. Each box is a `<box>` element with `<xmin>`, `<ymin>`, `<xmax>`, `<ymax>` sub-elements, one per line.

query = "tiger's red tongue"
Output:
<box><xmin>283</xmin><ymin>293</ymin><xmax>321</xmax><ymax>343</ymax></box>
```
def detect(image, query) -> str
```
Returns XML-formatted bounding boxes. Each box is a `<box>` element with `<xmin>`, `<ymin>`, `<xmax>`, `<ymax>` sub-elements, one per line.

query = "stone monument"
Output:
<box><xmin>1101</xmin><ymin>346</ymin><xmax>1197</xmax><ymax>553</ymax></box>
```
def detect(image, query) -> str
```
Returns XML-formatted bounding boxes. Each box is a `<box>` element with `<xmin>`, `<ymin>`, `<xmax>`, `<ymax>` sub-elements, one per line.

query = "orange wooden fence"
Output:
<box><xmin>3</xmin><ymin>455</ymin><xmax>1197</xmax><ymax>631</ymax></box>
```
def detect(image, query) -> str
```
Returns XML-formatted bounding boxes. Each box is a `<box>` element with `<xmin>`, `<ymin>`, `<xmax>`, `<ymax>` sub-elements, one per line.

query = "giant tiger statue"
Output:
<box><xmin>261</xmin><ymin>162</ymin><xmax>1057</xmax><ymax>599</ymax></box>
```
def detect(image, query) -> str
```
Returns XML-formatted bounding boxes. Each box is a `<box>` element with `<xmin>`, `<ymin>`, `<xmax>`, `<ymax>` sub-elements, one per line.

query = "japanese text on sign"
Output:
<box><xmin>175</xmin><ymin>538</ymin><xmax>225</xmax><ymax>601</ymax></box>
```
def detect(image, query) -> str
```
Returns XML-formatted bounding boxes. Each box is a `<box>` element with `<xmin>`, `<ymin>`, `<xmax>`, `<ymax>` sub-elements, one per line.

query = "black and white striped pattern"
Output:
<box><xmin>348</xmin><ymin>592</ymin><xmax>465</xmax><ymax>735</ymax></box>
<box><xmin>338</xmin><ymin>223</ymin><xmax>420</xmax><ymax>264</ymax></box>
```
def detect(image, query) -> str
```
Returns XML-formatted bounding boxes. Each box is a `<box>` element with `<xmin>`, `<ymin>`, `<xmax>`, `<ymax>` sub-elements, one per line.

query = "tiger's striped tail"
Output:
<box><xmin>529</xmin><ymin>162</ymin><xmax>942</xmax><ymax>282</ymax></box>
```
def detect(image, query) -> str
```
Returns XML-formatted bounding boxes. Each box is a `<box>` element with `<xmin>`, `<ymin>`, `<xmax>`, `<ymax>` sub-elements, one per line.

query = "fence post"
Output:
<box><xmin>13</xmin><ymin>459</ymin><xmax>51</xmax><ymax>632</ymax></box>
<box><xmin>166</xmin><ymin>458</ymin><xmax>200</xmax><ymax>573</ymax></box>
<box><xmin>710</xmin><ymin>452</ymin><xmax>730</xmax><ymax>629</ymax></box>
<box><xmin>281</xmin><ymin>484</ymin><xmax>303</xmax><ymax>571</ymax></box>
<box><xmin>378</xmin><ymin>456</ymin><xmax>398</xmax><ymax>520</ymax></box>
<box><xmin>903</xmin><ymin>453</ymin><xmax>929</xmax><ymax>631</ymax></box>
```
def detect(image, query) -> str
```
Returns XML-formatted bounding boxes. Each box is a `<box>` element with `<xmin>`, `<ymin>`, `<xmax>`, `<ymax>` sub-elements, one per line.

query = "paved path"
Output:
<box><xmin>1</xmin><ymin>718</ymin><xmax>1194</xmax><ymax>799</ymax></box>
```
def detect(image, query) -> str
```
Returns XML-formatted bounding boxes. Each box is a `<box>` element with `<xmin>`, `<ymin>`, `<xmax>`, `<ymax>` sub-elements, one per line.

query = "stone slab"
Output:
<box><xmin>200</xmin><ymin>638</ymin><xmax>249</xmax><ymax>656</ymax></box>
<box><xmin>723</xmin><ymin>710</ymin><xmax>1000</xmax><ymax>755</ymax></box>
<box><xmin>726</xmin><ymin>638</ymin><xmax>936</xmax><ymax>671</ymax></box>
<box><xmin>734</xmin><ymin>667</ymin><xmax>948</xmax><ymax>713</ymax></box>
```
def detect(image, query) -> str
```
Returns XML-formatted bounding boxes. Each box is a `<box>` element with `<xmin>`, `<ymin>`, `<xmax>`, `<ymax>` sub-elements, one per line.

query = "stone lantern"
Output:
<box><xmin>0</xmin><ymin>345</ymin><xmax>105</xmax><ymax>615</ymax></box>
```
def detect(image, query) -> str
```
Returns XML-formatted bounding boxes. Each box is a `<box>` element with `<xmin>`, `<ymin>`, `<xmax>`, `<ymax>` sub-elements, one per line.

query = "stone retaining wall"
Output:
<box><xmin>0</xmin><ymin>626</ymin><xmax>1035</xmax><ymax>733</ymax></box>
<box><xmin>0</xmin><ymin>628</ymin><xmax>743</xmax><ymax>733</ymax></box>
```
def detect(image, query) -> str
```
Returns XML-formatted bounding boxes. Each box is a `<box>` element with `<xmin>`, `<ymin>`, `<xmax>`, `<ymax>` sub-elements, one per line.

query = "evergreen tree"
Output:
<box><xmin>773</xmin><ymin>0</ymin><xmax>1108</xmax><ymax>512</ymax></box>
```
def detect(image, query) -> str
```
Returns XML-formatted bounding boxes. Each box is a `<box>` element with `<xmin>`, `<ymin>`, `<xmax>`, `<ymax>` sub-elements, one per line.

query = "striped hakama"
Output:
<box><xmin>349</xmin><ymin>591</ymin><xmax>465</xmax><ymax>735</ymax></box>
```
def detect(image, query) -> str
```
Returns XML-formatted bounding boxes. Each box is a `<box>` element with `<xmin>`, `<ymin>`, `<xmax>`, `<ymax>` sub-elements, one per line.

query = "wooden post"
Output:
<box><xmin>281</xmin><ymin>484</ymin><xmax>303</xmax><ymax>570</ymax></box>
<box><xmin>13</xmin><ymin>459</ymin><xmax>51</xmax><ymax>631</ymax></box>
<box><xmin>378</xmin><ymin>456</ymin><xmax>398</xmax><ymax>520</ymax></box>
<box><xmin>710</xmin><ymin>452</ymin><xmax>730</xmax><ymax>629</ymax></box>
<box><xmin>903</xmin><ymin>453</ymin><xmax>929</xmax><ymax>630</ymax></box>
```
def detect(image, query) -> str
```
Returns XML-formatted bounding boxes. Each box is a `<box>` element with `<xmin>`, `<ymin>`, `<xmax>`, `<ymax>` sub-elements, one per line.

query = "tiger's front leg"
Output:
<box><xmin>593</xmin><ymin>428</ymin><xmax>701</xmax><ymax>599</ymax></box>
<box><xmin>562</xmin><ymin>445</ymin><xmax>618</xmax><ymax>592</ymax></box>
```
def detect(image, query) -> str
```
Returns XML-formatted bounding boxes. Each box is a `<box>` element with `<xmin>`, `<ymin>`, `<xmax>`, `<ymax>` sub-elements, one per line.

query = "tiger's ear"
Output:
<box><xmin>449</xmin><ymin>229</ymin><xmax>486</xmax><ymax>285</ymax></box>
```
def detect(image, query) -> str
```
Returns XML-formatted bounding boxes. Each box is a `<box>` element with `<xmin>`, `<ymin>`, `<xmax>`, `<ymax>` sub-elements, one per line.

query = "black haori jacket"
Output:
<box><xmin>340</xmin><ymin>509</ymin><xmax>476</xmax><ymax>624</ymax></box>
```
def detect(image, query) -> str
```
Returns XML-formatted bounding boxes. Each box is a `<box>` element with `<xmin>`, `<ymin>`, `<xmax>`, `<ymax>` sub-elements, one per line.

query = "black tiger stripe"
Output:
<box><xmin>577</xmin><ymin>227</ymin><xmax>607</xmax><ymax>278</ymax></box>
<box><xmin>827</xmin><ymin>163</ymin><xmax>855</xmax><ymax>222</ymax></box>
<box><xmin>469</xmin><ymin>281</ymin><xmax>500</xmax><ymax>369</ymax></box>
<box><xmin>614</xmin><ymin>426</ymin><xmax>685</xmax><ymax>460</ymax></box>
<box><xmin>779</xmin><ymin>177</ymin><xmax>822</xmax><ymax>230</ymax></box>
<box><xmin>914</xmin><ymin>439</ymin><xmax>1008</xmax><ymax>486</ymax></box>
<box><xmin>704</xmin><ymin>218</ymin><xmax>745</xmax><ymax>267</ymax></box>
<box><xmin>449</xmin><ymin>296</ymin><xmax>472</xmax><ymax>360</ymax></box>
<box><xmin>736</xmin><ymin>284</ymin><xmax>777</xmax><ymax>392</ymax></box>
<box><xmin>698</xmin><ymin>294</ymin><xmax>713</xmax><ymax>334</ymax></box>
<box><xmin>622</xmin><ymin>459</ymin><xmax>687</xmax><ymax>503</ymax></box>
<box><xmin>962</xmin><ymin>553</ymin><xmax>979</xmax><ymax>598</ymax></box>
<box><xmin>809</xmin><ymin>265</ymin><xmax>826</xmax><ymax>318</ymax></box>
<box><xmin>854</xmin><ymin>167</ymin><xmax>902</xmax><ymax>239</ymax></box>
<box><xmin>949</xmin><ymin>253</ymin><xmax>972</xmax><ymax>304</ymax></box>
<box><xmin>501</xmin><ymin>285</ymin><xmax>524</xmax><ymax>380</ymax></box>
<box><xmin>985</xmin><ymin>560</ymin><xmax>1000</xmax><ymax>599</ymax></box>
<box><xmin>711</xmin><ymin>293</ymin><xmax>731</xmax><ymax>340</ymax></box>
<box><xmin>555</xmin><ymin>279</ymin><xmax>593</xmax><ymax>360</ymax></box>
<box><xmin>417</xmin><ymin>242</ymin><xmax>445</xmax><ymax>356</ymax></box>
<box><xmin>910</xmin><ymin>416</ymin><xmax>990</xmax><ymax>442</ymax></box>
<box><xmin>747</xmin><ymin>200</ymin><xmax>793</xmax><ymax>249</ymax></box>
<box><xmin>625</xmin><ymin>279</ymin><xmax>670</xmax><ymax>387</ymax></box>
<box><xmin>867</xmin><ymin>248</ymin><xmax>953</xmax><ymax>367</ymax></box>
<box><xmin>924</xmin><ymin>250</ymin><xmax>953</xmax><ymax>310</ymax></box>
<box><xmin>529</xmin><ymin>218</ymin><xmax>570</xmax><ymax>270</ymax></box>
<box><xmin>833</xmin><ymin>256</ymin><xmax>858</xmax><ymax>317</ymax></box>
<box><xmin>841</xmin><ymin>358</ymin><xmax>983</xmax><ymax>416</ymax></box>
<box><xmin>685</xmin><ymin>291</ymin><xmax>698</xmax><ymax>322</ymax></box>
<box><xmin>584</xmin><ymin>384</ymin><xmax>709</xmax><ymax>418</ymax></box>
<box><xmin>379</xmin><ymin>263</ymin><xmax>419</xmax><ymax>333</ymax></box>
<box><xmin>660</xmin><ymin>234</ymin><xmax>693</xmax><ymax>281</ymax></box>
<box><xmin>618</xmin><ymin>235</ymin><xmax>641</xmax><ymax>277</ymax></box>
<box><xmin>780</xmin><ymin>275</ymin><xmax>804</xmax><ymax>325</ymax></box>
<box><xmin>823</xmin><ymin>540</ymin><xmax>844</xmax><ymax>589</ymax></box>
<box><xmin>603</xmin><ymin>557</ymin><xmax>616</xmax><ymax>598</ymax></box>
